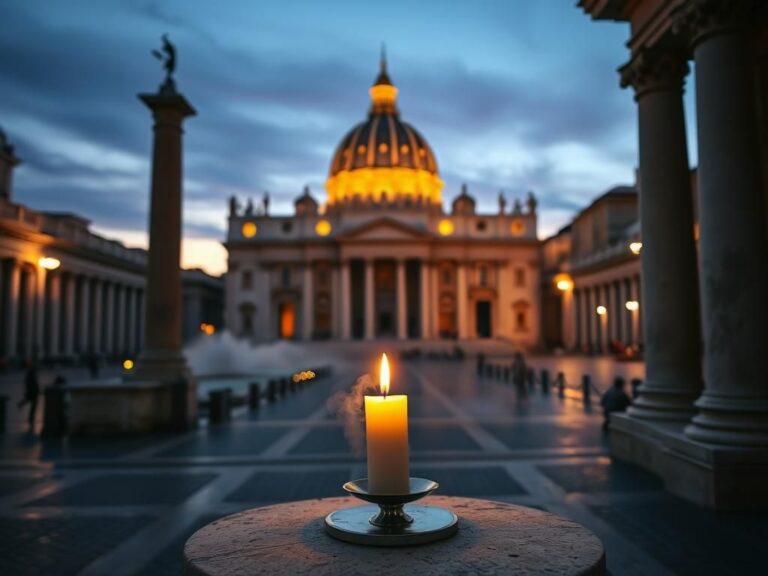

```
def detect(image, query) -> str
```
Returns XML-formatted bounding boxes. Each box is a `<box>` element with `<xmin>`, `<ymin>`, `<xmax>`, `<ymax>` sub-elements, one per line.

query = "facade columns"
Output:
<box><xmin>420</xmin><ymin>261</ymin><xmax>431</xmax><ymax>339</ymax></box>
<box><xmin>456</xmin><ymin>263</ymin><xmax>468</xmax><ymax>339</ymax></box>
<box><xmin>330</xmin><ymin>264</ymin><xmax>340</xmax><ymax>338</ymax></box>
<box><xmin>430</xmin><ymin>264</ymin><xmax>440</xmax><ymax>338</ymax></box>
<box><xmin>396</xmin><ymin>260</ymin><xmax>407</xmax><ymax>340</ymax></box>
<box><xmin>48</xmin><ymin>273</ymin><xmax>61</xmax><ymax>357</ymax></box>
<box><xmin>63</xmin><ymin>273</ymin><xmax>76</xmax><ymax>357</ymax></box>
<box><xmin>340</xmin><ymin>262</ymin><xmax>351</xmax><ymax>339</ymax></box>
<box><xmin>364</xmin><ymin>259</ymin><xmax>375</xmax><ymax>340</ymax></box>
<box><xmin>561</xmin><ymin>286</ymin><xmax>575</xmax><ymax>350</ymax></box>
<box><xmin>114</xmin><ymin>285</ymin><xmax>125</xmax><ymax>354</ymax></box>
<box><xmin>3</xmin><ymin>260</ymin><xmax>20</xmax><ymax>359</ymax></box>
<box><xmin>90</xmin><ymin>278</ymin><xmax>102</xmax><ymax>353</ymax></box>
<box><xmin>126</xmin><ymin>286</ymin><xmax>137</xmax><ymax>354</ymax></box>
<box><xmin>678</xmin><ymin>3</ymin><xmax>768</xmax><ymax>445</ymax></box>
<box><xmin>620</xmin><ymin>45</ymin><xmax>703</xmax><ymax>420</ymax></box>
<box><xmin>302</xmin><ymin>264</ymin><xmax>313</xmax><ymax>340</ymax></box>
<box><xmin>78</xmin><ymin>275</ymin><xmax>90</xmax><ymax>354</ymax></box>
<box><xmin>104</xmin><ymin>282</ymin><xmax>115</xmax><ymax>355</ymax></box>
<box><xmin>35</xmin><ymin>268</ymin><xmax>47</xmax><ymax>357</ymax></box>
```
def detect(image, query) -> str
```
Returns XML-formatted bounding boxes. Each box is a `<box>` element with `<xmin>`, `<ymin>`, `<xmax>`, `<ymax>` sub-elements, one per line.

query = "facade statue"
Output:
<box><xmin>512</xmin><ymin>198</ymin><xmax>522</xmax><ymax>214</ymax></box>
<box><xmin>263</xmin><ymin>191</ymin><xmax>271</xmax><ymax>216</ymax></box>
<box><xmin>498</xmin><ymin>191</ymin><xmax>507</xmax><ymax>214</ymax></box>
<box><xmin>151</xmin><ymin>34</ymin><xmax>176</xmax><ymax>83</ymax></box>
<box><xmin>245</xmin><ymin>198</ymin><xmax>254</xmax><ymax>216</ymax></box>
<box><xmin>228</xmin><ymin>195</ymin><xmax>240</xmax><ymax>217</ymax></box>
<box><xmin>527</xmin><ymin>190</ymin><xmax>538</xmax><ymax>214</ymax></box>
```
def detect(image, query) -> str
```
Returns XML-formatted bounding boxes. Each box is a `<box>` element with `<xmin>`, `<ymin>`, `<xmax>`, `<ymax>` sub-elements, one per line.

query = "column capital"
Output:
<box><xmin>672</xmin><ymin>0</ymin><xmax>754</xmax><ymax>49</ymax></box>
<box><xmin>620</xmin><ymin>47</ymin><xmax>689</xmax><ymax>99</ymax></box>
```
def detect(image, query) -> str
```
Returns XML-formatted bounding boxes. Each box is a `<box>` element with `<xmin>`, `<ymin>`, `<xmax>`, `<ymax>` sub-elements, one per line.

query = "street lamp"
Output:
<box><xmin>38</xmin><ymin>256</ymin><xmax>61</xmax><ymax>270</ymax></box>
<box><xmin>596</xmin><ymin>305</ymin><xmax>607</xmax><ymax>316</ymax></box>
<box><xmin>625</xmin><ymin>300</ymin><xmax>639</xmax><ymax>311</ymax></box>
<box><xmin>629</xmin><ymin>241</ymin><xmax>643</xmax><ymax>255</ymax></box>
<box><xmin>554</xmin><ymin>274</ymin><xmax>573</xmax><ymax>292</ymax></box>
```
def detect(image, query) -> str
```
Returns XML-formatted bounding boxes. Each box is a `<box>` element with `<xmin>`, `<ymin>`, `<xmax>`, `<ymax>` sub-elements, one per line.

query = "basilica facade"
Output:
<box><xmin>225</xmin><ymin>59</ymin><xmax>541</xmax><ymax>346</ymax></box>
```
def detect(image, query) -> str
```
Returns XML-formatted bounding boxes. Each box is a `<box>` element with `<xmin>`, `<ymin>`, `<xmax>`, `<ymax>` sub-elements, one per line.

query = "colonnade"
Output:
<box><xmin>0</xmin><ymin>257</ymin><xmax>144</xmax><ymax>363</ymax></box>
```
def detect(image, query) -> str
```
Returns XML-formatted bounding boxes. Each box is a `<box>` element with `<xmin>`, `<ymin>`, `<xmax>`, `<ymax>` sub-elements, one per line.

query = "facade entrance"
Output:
<box><xmin>476</xmin><ymin>300</ymin><xmax>491</xmax><ymax>338</ymax></box>
<box><xmin>278</xmin><ymin>301</ymin><xmax>295</xmax><ymax>339</ymax></box>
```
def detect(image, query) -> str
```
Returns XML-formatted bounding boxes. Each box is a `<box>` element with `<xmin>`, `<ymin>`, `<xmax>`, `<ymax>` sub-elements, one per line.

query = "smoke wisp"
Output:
<box><xmin>326</xmin><ymin>372</ymin><xmax>377</xmax><ymax>456</ymax></box>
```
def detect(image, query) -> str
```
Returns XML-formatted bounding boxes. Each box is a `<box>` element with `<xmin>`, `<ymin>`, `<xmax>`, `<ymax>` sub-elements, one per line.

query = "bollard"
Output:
<box><xmin>248</xmin><ymin>382</ymin><xmax>261</xmax><ymax>411</ymax></box>
<box><xmin>267</xmin><ymin>379</ymin><xmax>277</xmax><ymax>403</ymax></box>
<box><xmin>582</xmin><ymin>375</ymin><xmax>592</xmax><ymax>404</ymax></box>
<box><xmin>556</xmin><ymin>372</ymin><xmax>565</xmax><ymax>397</ymax></box>
<box><xmin>208</xmin><ymin>389</ymin><xmax>230</xmax><ymax>424</ymax></box>
<box><xmin>289</xmin><ymin>377</ymin><xmax>297</xmax><ymax>393</ymax></box>
<box><xmin>503</xmin><ymin>367</ymin><xmax>510</xmax><ymax>383</ymax></box>
<box><xmin>0</xmin><ymin>395</ymin><xmax>8</xmax><ymax>433</ymax></box>
<box><xmin>476</xmin><ymin>353</ymin><xmax>485</xmax><ymax>375</ymax></box>
<box><xmin>527</xmin><ymin>368</ymin><xmax>535</xmax><ymax>390</ymax></box>
<box><xmin>485</xmin><ymin>364</ymin><xmax>494</xmax><ymax>378</ymax></box>
<box><xmin>541</xmin><ymin>369</ymin><xmax>550</xmax><ymax>393</ymax></box>
<box><xmin>279</xmin><ymin>378</ymin><xmax>288</xmax><ymax>397</ymax></box>
<box><xmin>630</xmin><ymin>378</ymin><xmax>642</xmax><ymax>399</ymax></box>
<box><xmin>41</xmin><ymin>387</ymin><xmax>68</xmax><ymax>437</ymax></box>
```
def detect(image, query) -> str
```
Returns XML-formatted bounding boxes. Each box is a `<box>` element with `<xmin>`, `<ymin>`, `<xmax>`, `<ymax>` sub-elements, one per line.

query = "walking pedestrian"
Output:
<box><xmin>17</xmin><ymin>361</ymin><xmax>40</xmax><ymax>427</ymax></box>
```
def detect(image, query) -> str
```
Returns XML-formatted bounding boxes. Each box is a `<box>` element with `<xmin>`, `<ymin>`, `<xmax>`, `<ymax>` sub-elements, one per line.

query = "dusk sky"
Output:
<box><xmin>1</xmin><ymin>1</ymin><xmax>698</xmax><ymax>275</ymax></box>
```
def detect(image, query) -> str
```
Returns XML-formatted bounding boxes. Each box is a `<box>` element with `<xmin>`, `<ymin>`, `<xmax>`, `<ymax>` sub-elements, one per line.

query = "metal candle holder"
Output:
<box><xmin>324</xmin><ymin>477</ymin><xmax>459</xmax><ymax>546</ymax></box>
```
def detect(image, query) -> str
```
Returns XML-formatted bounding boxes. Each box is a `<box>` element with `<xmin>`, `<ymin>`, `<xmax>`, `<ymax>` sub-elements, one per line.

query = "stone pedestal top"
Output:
<box><xmin>184</xmin><ymin>496</ymin><xmax>606</xmax><ymax>576</ymax></box>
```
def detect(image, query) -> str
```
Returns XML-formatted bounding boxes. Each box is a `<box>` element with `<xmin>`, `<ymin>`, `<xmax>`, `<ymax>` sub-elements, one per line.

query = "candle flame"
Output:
<box><xmin>379</xmin><ymin>353</ymin><xmax>390</xmax><ymax>397</ymax></box>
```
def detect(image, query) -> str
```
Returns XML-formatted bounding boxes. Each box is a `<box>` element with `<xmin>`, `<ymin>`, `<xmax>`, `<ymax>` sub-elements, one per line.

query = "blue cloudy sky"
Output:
<box><xmin>0</xmin><ymin>1</ymin><xmax>698</xmax><ymax>274</ymax></box>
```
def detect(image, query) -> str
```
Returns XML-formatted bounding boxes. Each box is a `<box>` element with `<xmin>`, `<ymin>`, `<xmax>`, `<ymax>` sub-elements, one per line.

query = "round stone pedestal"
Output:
<box><xmin>184</xmin><ymin>496</ymin><xmax>606</xmax><ymax>576</ymax></box>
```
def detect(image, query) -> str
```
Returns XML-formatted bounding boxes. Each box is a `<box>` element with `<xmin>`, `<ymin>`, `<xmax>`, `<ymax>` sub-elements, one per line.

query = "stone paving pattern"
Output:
<box><xmin>0</xmin><ymin>357</ymin><xmax>765</xmax><ymax>575</ymax></box>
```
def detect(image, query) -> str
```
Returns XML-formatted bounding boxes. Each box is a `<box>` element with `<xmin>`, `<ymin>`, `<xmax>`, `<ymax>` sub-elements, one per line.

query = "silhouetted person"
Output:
<box><xmin>601</xmin><ymin>378</ymin><xmax>631</xmax><ymax>431</ymax></box>
<box><xmin>512</xmin><ymin>352</ymin><xmax>527</xmax><ymax>390</ymax></box>
<box><xmin>17</xmin><ymin>361</ymin><xmax>40</xmax><ymax>427</ymax></box>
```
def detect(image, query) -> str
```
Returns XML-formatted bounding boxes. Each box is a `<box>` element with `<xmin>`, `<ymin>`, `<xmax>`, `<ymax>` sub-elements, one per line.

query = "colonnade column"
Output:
<box><xmin>420</xmin><ymin>261</ymin><xmax>431</xmax><ymax>339</ymax></box>
<box><xmin>456</xmin><ymin>263</ymin><xmax>468</xmax><ymax>339</ymax></box>
<box><xmin>561</xmin><ymin>286</ymin><xmax>575</xmax><ymax>350</ymax></box>
<box><xmin>340</xmin><ymin>261</ymin><xmax>351</xmax><ymax>340</ymax></box>
<box><xmin>678</xmin><ymin>2</ymin><xmax>768</xmax><ymax>445</ymax></box>
<box><xmin>22</xmin><ymin>268</ymin><xmax>35</xmax><ymax>358</ymax></box>
<box><xmin>396</xmin><ymin>260</ymin><xmax>407</xmax><ymax>340</ymax></box>
<box><xmin>104</xmin><ymin>282</ymin><xmax>115</xmax><ymax>355</ymax></box>
<box><xmin>78</xmin><ymin>275</ymin><xmax>90</xmax><ymax>354</ymax></box>
<box><xmin>302</xmin><ymin>263</ymin><xmax>313</xmax><ymax>341</ymax></box>
<box><xmin>63</xmin><ymin>273</ymin><xmax>76</xmax><ymax>357</ymax></box>
<box><xmin>620</xmin><ymin>45</ymin><xmax>703</xmax><ymax>420</ymax></box>
<box><xmin>430</xmin><ymin>264</ymin><xmax>440</xmax><ymax>338</ymax></box>
<box><xmin>114</xmin><ymin>285</ymin><xmax>125</xmax><ymax>354</ymax></box>
<box><xmin>330</xmin><ymin>264</ymin><xmax>340</xmax><ymax>338</ymax></box>
<box><xmin>48</xmin><ymin>272</ymin><xmax>61</xmax><ymax>356</ymax></box>
<box><xmin>3</xmin><ymin>260</ymin><xmax>20</xmax><ymax>358</ymax></box>
<box><xmin>90</xmin><ymin>278</ymin><xmax>102</xmax><ymax>354</ymax></box>
<box><xmin>126</xmin><ymin>286</ymin><xmax>137</xmax><ymax>354</ymax></box>
<box><xmin>364</xmin><ymin>260</ymin><xmax>375</xmax><ymax>340</ymax></box>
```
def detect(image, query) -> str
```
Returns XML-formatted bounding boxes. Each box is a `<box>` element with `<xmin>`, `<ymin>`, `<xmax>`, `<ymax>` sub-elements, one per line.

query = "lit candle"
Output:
<box><xmin>364</xmin><ymin>353</ymin><xmax>410</xmax><ymax>494</ymax></box>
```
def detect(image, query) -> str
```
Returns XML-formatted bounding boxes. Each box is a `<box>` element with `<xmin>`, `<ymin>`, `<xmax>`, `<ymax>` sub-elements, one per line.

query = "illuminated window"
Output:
<box><xmin>378</xmin><ymin>143</ymin><xmax>388</xmax><ymax>153</ymax></box>
<box><xmin>514</xmin><ymin>267</ymin><xmax>525</xmax><ymax>287</ymax></box>
<box><xmin>419</xmin><ymin>148</ymin><xmax>426</xmax><ymax>157</ymax></box>
<box><xmin>357</xmin><ymin>145</ymin><xmax>366</xmax><ymax>154</ymax></box>
<box><xmin>400</xmin><ymin>145</ymin><xmax>409</xmax><ymax>154</ymax></box>
<box><xmin>241</xmin><ymin>270</ymin><xmax>252</xmax><ymax>290</ymax></box>
<box><xmin>438</xmin><ymin>219</ymin><xmax>454</xmax><ymax>236</ymax></box>
<box><xmin>315</xmin><ymin>219</ymin><xmax>332</xmax><ymax>236</ymax></box>
<box><xmin>513</xmin><ymin>300</ymin><xmax>530</xmax><ymax>332</ymax></box>
<box><xmin>510</xmin><ymin>219</ymin><xmax>525</xmax><ymax>236</ymax></box>
<box><xmin>279</xmin><ymin>302</ymin><xmax>296</xmax><ymax>339</ymax></box>
<box><xmin>242</xmin><ymin>222</ymin><xmax>257</xmax><ymax>238</ymax></box>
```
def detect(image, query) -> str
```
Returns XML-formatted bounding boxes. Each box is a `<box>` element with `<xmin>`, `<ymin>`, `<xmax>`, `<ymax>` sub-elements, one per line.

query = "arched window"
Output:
<box><xmin>512</xmin><ymin>300</ymin><xmax>530</xmax><ymax>332</ymax></box>
<box><xmin>239</xmin><ymin>303</ymin><xmax>256</xmax><ymax>336</ymax></box>
<box><xmin>514</xmin><ymin>267</ymin><xmax>526</xmax><ymax>287</ymax></box>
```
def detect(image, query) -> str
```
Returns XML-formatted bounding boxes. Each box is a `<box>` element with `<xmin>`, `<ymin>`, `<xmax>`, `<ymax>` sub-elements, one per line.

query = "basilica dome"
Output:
<box><xmin>326</xmin><ymin>55</ymin><xmax>444</xmax><ymax>207</ymax></box>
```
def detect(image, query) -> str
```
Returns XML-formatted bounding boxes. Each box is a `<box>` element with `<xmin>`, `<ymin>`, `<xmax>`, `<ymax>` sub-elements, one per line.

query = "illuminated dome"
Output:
<box><xmin>326</xmin><ymin>52</ymin><xmax>444</xmax><ymax>207</ymax></box>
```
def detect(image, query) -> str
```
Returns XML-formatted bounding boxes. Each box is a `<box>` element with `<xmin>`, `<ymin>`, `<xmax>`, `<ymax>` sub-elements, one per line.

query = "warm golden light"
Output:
<box><xmin>437</xmin><ymin>219</ymin><xmax>454</xmax><ymax>236</ymax></box>
<box><xmin>625</xmin><ymin>300</ymin><xmax>639</xmax><ymax>311</ymax></box>
<box><xmin>596</xmin><ymin>305</ymin><xmax>607</xmax><ymax>316</ymax></box>
<box><xmin>325</xmin><ymin>167</ymin><xmax>444</xmax><ymax>206</ymax></box>
<box><xmin>315</xmin><ymin>219</ymin><xmax>332</xmax><ymax>237</ymax></box>
<box><xmin>242</xmin><ymin>222</ymin><xmax>257</xmax><ymax>238</ymax></box>
<box><xmin>629</xmin><ymin>241</ymin><xmax>643</xmax><ymax>255</ymax></box>
<box><xmin>200</xmin><ymin>323</ymin><xmax>215</xmax><ymax>336</ymax></box>
<box><xmin>123</xmin><ymin>359</ymin><xmax>134</xmax><ymax>370</ymax></box>
<box><xmin>38</xmin><ymin>257</ymin><xmax>61</xmax><ymax>270</ymax></box>
<box><xmin>554</xmin><ymin>274</ymin><xmax>573</xmax><ymax>292</ymax></box>
<box><xmin>379</xmin><ymin>353</ymin><xmax>390</xmax><ymax>397</ymax></box>
<box><xmin>510</xmin><ymin>219</ymin><xmax>526</xmax><ymax>236</ymax></box>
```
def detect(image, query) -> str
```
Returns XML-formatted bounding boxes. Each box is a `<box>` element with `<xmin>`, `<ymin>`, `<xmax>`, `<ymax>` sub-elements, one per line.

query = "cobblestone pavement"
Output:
<box><xmin>0</xmin><ymin>355</ymin><xmax>764</xmax><ymax>575</ymax></box>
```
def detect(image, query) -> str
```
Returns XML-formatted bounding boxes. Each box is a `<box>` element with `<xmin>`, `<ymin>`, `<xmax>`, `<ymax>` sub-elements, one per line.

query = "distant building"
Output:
<box><xmin>182</xmin><ymin>268</ymin><xmax>225</xmax><ymax>343</ymax></box>
<box><xmin>225</xmin><ymin>58</ymin><xmax>542</xmax><ymax>346</ymax></box>
<box><xmin>0</xmin><ymin>128</ymin><xmax>223</xmax><ymax>368</ymax></box>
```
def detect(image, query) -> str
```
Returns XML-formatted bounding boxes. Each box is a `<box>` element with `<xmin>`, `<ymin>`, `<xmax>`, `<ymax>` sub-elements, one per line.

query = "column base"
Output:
<box><xmin>131</xmin><ymin>348</ymin><xmax>191</xmax><ymax>382</ymax></box>
<box><xmin>609</xmin><ymin>413</ymin><xmax>768</xmax><ymax>510</ymax></box>
<box><xmin>684</xmin><ymin>393</ymin><xmax>768</xmax><ymax>447</ymax></box>
<box><xmin>626</xmin><ymin>381</ymin><xmax>700</xmax><ymax>421</ymax></box>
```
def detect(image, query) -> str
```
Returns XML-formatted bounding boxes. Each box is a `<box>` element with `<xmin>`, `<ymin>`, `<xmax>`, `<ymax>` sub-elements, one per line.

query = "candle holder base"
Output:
<box><xmin>324</xmin><ymin>478</ymin><xmax>459</xmax><ymax>546</ymax></box>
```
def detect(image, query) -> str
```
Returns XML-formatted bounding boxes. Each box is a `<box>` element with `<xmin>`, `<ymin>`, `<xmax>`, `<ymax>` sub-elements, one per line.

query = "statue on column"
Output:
<box><xmin>263</xmin><ymin>191</ymin><xmax>271</xmax><ymax>216</ymax></box>
<box><xmin>244</xmin><ymin>198</ymin><xmax>254</xmax><ymax>216</ymax></box>
<box><xmin>228</xmin><ymin>195</ymin><xmax>240</xmax><ymax>217</ymax></box>
<box><xmin>498</xmin><ymin>190</ymin><xmax>507</xmax><ymax>214</ymax></box>
<box><xmin>512</xmin><ymin>198</ymin><xmax>522</xmax><ymax>214</ymax></box>
<box><xmin>151</xmin><ymin>34</ymin><xmax>177</xmax><ymax>87</ymax></box>
<box><xmin>526</xmin><ymin>190</ymin><xmax>538</xmax><ymax>214</ymax></box>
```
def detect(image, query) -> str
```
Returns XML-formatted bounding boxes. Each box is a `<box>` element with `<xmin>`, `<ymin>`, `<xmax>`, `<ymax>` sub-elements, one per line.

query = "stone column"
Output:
<box><xmin>90</xmin><ymin>278</ymin><xmax>102</xmax><ymax>353</ymax></box>
<box><xmin>63</xmin><ymin>273</ymin><xmax>76</xmax><ymax>358</ymax></box>
<box><xmin>34</xmin><ymin>267</ymin><xmax>46</xmax><ymax>358</ymax></box>
<box><xmin>114</xmin><ymin>285</ymin><xmax>125</xmax><ymax>355</ymax></box>
<box><xmin>677</xmin><ymin>2</ymin><xmax>768</xmax><ymax>445</ymax></box>
<box><xmin>364</xmin><ymin>260</ymin><xmax>375</xmax><ymax>340</ymax></box>
<box><xmin>22</xmin><ymin>267</ymin><xmax>35</xmax><ymax>358</ymax></box>
<box><xmin>597</xmin><ymin>285</ymin><xmax>608</xmax><ymax>353</ymax></box>
<box><xmin>586</xmin><ymin>287</ymin><xmax>596</xmax><ymax>351</ymax></box>
<box><xmin>340</xmin><ymin>261</ymin><xmax>351</xmax><ymax>340</ymax></box>
<box><xmin>561</xmin><ymin>285</ymin><xmax>575</xmax><ymax>350</ymax></box>
<box><xmin>430</xmin><ymin>264</ymin><xmax>440</xmax><ymax>337</ymax></box>
<box><xmin>620</xmin><ymin>45</ymin><xmax>703</xmax><ymax>420</ymax></box>
<box><xmin>420</xmin><ymin>261</ymin><xmax>430</xmax><ymax>339</ymax></box>
<box><xmin>48</xmin><ymin>273</ymin><xmax>61</xmax><ymax>357</ymax></box>
<box><xmin>396</xmin><ymin>259</ymin><xmax>407</xmax><ymax>340</ymax></box>
<box><xmin>78</xmin><ymin>275</ymin><xmax>90</xmax><ymax>354</ymax></box>
<box><xmin>302</xmin><ymin>263</ymin><xmax>313</xmax><ymax>340</ymax></box>
<box><xmin>104</xmin><ymin>282</ymin><xmax>114</xmax><ymax>355</ymax></box>
<box><xmin>126</xmin><ymin>286</ymin><xmax>137</xmax><ymax>354</ymax></box>
<box><xmin>135</xmin><ymin>81</ymin><xmax>196</xmax><ymax>380</ymax></box>
<box><xmin>330</xmin><ymin>264</ymin><xmax>340</xmax><ymax>338</ymax></box>
<box><xmin>3</xmin><ymin>260</ymin><xmax>20</xmax><ymax>359</ymax></box>
<box><xmin>456</xmin><ymin>263</ymin><xmax>468</xmax><ymax>339</ymax></box>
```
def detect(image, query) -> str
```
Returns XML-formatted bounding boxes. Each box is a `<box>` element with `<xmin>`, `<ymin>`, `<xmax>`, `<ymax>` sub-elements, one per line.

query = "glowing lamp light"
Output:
<box><xmin>510</xmin><ymin>219</ymin><xmax>526</xmax><ymax>236</ymax></box>
<box><xmin>315</xmin><ymin>219</ymin><xmax>332</xmax><ymax>237</ymax></box>
<box><xmin>629</xmin><ymin>241</ymin><xmax>643</xmax><ymax>255</ymax></box>
<box><xmin>437</xmin><ymin>219</ymin><xmax>454</xmax><ymax>236</ymax></box>
<box><xmin>554</xmin><ymin>274</ymin><xmax>573</xmax><ymax>292</ymax></box>
<box><xmin>123</xmin><ymin>359</ymin><xmax>134</xmax><ymax>370</ymax></box>
<box><xmin>625</xmin><ymin>300</ymin><xmax>640</xmax><ymax>311</ymax></box>
<box><xmin>242</xmin><ymin>222</ymin><xmax>257</xmax><ymax>238</ymax></box>
<box><xmin>379</xmin><ymin>352</ymin><xmax>390</xmax><ymax>397</ymax></box>
<box><xmin>596</xmin><ymin>305</ymin><xmax>608</xmax><ymax>316</ymax></box>
<box><xmin>200</xmin><ymin>323</ymin><xmax>215</xmax><ymax>335</ymax></box>
<box><xmin>39</xmin><ymin>257</ymin><xmax>61</xmax><ymax>270</ymax></box>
